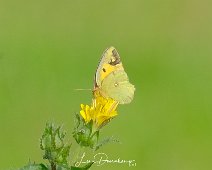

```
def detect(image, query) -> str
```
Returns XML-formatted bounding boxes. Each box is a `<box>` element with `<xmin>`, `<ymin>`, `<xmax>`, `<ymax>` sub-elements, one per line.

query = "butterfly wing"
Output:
<box><xmin>100</xmin><ymin>70</ymin><xmax>135</xmax><ymax>104</ymax></box>
<box><xmin>95</xmin><ymin>47</ymin><xmax>123</xmax><ymax>88</ymax></box>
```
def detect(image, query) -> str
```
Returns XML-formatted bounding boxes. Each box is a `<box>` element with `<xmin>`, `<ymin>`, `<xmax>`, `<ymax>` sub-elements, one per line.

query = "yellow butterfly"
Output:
<box><xmin>94</xmin><ymin>47</ymin><xmax>135</xmax><ymax>104</ymax></box>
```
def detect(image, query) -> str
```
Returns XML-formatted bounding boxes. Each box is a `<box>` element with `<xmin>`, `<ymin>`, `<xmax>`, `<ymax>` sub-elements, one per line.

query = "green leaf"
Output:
<box><xmin>95</xmin><ymin>136</ymin><xmax>120</xmax><ymax>151</ymax></box>
<box><xmin>40</xmin><ymin>122</ymin><xmax>71</xmax><ymax>166</ymax></box>
<box><xmin>73</xmin><ymin>121</ymin><xmax>93</xmax><ymax>148</ymax></box>
<box><xmin>71</xmin><ymin>162</ymin><xmax>94</xmax><ymax>170</ymax></box>
<box><xmin>56</xmin><ymin>164</ymin><xmax>71</xmax><ymax>170</ymax></box>
<box><xmin>19</xmin><ymin>163</ymin><xmax>48</xmax><ymax>170</ymax></box>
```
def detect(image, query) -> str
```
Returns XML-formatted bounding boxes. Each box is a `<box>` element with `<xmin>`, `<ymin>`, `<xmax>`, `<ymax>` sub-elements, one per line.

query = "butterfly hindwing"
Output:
<box><xmin>100</xmin><ymin>70</ymin><xmax>135</xmax><ymax>104</ymax></box>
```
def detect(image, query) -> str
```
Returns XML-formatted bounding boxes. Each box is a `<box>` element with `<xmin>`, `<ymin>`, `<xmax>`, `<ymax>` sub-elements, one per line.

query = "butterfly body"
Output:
<box><xmin>94</xmin><ymin>47</ymin><xmax>135</xmax><ymax>104</ymax></box>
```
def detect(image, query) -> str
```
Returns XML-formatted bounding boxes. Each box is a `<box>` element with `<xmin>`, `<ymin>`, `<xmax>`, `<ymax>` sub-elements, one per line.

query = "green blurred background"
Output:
<box><xmin>0</xmin><ymin>0</ymin><xmax>212</xmax><ymax>169</ymax></box>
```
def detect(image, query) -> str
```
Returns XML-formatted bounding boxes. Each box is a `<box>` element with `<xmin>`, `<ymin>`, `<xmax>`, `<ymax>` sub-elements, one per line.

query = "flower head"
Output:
<box><xmin>80</xmin><ymin>91</ymin><xmax>118</xmax><ymax>129</ymax></box>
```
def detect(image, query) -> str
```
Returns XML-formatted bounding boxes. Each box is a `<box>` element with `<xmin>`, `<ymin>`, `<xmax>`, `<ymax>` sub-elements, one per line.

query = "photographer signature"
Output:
<box><xmin>75</xmin><ymin>152</ymin><xmax>136</xmax><ymax>167</ymax></box>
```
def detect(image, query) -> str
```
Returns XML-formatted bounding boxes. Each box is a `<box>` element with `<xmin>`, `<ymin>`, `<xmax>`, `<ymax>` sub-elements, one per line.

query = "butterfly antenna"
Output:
<box><xmin>74</xmin><ymin>88</ymin><xmax>92</xmax><ymax>91</ymax></box>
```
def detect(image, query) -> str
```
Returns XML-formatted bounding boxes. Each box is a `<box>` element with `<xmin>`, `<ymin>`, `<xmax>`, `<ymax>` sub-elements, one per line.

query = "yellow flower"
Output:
<box><xmin>80</xmin><ymin>91</ymin><xmax>118</xmax><ymax>129</ymax></box>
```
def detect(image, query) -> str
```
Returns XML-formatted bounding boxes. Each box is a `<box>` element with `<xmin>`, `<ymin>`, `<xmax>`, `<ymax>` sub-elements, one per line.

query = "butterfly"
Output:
<box><xmin>94</xmin><ymin>47</ymin><xmax>135</xmax><ymax>104</ymax></box>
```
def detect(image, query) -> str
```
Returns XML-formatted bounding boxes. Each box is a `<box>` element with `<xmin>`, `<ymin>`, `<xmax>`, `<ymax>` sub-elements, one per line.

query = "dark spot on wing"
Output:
<box><xmin>103</xmin><ymin>68</ymin><xmax>106</xmax><ymax>72</ymax></box>
<box><xmin>112</xmin><ymin>49</ymin><xmax>118</xmax><ymax>57</ymax></box>
<box><xmin>109</xmin><ymin>49</ymin><xmax>121</xmax><ymax>66</ymax></box>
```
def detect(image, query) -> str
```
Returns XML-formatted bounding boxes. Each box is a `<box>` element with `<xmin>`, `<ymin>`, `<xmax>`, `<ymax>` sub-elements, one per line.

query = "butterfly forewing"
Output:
<box><xmin>95</xmin><ymin>47</ymin><xmax>122</xmax><ymax>88</ymax></box>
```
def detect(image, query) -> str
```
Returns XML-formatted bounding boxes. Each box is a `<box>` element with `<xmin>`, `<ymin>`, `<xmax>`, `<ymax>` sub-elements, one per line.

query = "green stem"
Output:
<box><xmin>51</xmin><ymin>162</ymin><xmax>56</xmax><ymax>170</ymax></box>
